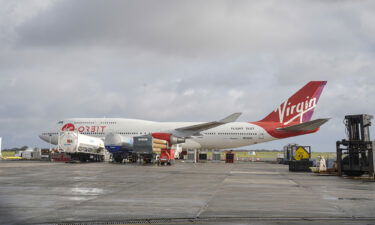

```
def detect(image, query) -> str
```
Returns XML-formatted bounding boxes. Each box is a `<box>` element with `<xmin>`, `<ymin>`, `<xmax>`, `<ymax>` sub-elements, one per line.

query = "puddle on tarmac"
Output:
<box><xmin>338</xmin><ymin>197</ymin><xmax>372</xmax><ymax>201</ymax></box>
<box><xmin>322</xmin><ymin>194</ymin><xmax>372</xmax><ymax>201</ymax></box>
<box><xmin>70</xmin><ymin>187</ymin><xmax>105</xmax><ymax>195</ymax></box>
<box><xmin>322</xmin><ymin>194</ymin><xmax>338</xmax><ymax>200</ymax></box>
<box><xmin>68</xmin><ymin>196</ymin><xmax>96</xmax><ymax>201</ymax></box>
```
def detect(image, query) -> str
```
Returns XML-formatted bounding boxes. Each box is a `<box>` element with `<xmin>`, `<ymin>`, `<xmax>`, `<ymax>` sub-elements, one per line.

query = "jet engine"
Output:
<box><xmin>104</xmin><ymin>133</ymin><xmax>134</xmax><ymax>153</ymax></box>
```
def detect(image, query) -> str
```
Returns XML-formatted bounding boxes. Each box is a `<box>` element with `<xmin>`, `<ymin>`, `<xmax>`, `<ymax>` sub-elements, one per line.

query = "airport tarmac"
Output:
<box><xmin>0</xmin><ymin>161</ymin><xmax>374</xmax><ymax>225</ymax></box>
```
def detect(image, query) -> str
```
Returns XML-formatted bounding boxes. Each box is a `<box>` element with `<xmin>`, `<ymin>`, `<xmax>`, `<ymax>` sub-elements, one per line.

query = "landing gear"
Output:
<box><xmin>129</xmin><ymin>153</ymin><xmax>138</xmax><ymax>163</ymax></box>
<box><xmin>113</xmin><ymin>155</ymin><xmax>124</xmax><ymax>163</ymax></box>
<box><xmin>111</xmin><ymin>151</ymin><xmax>138</xmax><ymax>164</ymax></box>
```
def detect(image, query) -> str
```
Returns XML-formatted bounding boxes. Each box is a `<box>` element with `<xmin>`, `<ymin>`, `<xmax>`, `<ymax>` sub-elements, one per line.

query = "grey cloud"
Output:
<box><xmin>0</xmin><ymin>0</ymin><xmax>374</xmax><ymax>151</ymax></box>
<box><xmin>16</xmin><ymin>0</ymin><xmax>375</xmax><ymax>56</ymax></box>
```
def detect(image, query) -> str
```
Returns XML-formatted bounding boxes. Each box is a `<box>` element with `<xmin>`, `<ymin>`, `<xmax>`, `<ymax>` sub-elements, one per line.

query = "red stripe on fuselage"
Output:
<box><xmin>250</xmin><ymin>121</ymin><xmax>319</xmax><ymax>139</ymax></box>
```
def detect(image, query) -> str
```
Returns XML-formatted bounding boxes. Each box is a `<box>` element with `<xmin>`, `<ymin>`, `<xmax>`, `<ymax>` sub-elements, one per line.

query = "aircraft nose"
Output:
<box><xmin>39</xmin><ymin>134</ymin><xmax>49</xmax><ymax>142</ymax></box>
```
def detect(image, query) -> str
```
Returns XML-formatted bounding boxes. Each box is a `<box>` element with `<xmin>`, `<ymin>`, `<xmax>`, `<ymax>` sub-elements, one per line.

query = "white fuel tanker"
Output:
<box><xmin>58</xmin><ymin>131</ymin><xmax>105</xmax><ymax>162</ymax></box>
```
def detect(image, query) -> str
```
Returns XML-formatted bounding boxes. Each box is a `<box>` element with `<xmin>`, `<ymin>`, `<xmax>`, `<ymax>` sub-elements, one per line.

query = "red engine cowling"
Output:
<box><xmin>151</xmin><ymin>133</ymin><xmax>185</xmax><ymax>145</ymax></box>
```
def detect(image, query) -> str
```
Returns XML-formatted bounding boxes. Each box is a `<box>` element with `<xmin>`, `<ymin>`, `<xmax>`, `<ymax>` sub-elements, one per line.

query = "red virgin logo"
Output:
<box><xmin>61</xmin><ymin>123</ymin><xmax>75</xmax><ymax>131</ymax></box>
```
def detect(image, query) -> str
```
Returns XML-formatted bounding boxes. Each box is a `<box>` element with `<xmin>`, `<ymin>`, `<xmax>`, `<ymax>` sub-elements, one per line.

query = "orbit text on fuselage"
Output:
<box><xmin>61</xmin><ymin>123</ymin><xmax>107</xmax><ymax>133</ymax></box>
<box><xmin>77</xmin><ymin>125</ymin><xmax>107</xmax><ymax>133</ymax></box>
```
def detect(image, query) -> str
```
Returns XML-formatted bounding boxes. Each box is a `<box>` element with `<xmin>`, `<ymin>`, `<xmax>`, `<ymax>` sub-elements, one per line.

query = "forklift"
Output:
<box><xmin>336</xmin><ymin>114</ymin><xmax>375</xmax><ymax>177</ymax></box>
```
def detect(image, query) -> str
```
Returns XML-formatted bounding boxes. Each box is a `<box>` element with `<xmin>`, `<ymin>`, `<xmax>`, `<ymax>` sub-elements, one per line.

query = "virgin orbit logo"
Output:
<box><xmin>61</xmin><ymin>123</ymin><xmax>75</xmax><ymax>131</ymax></box>
<box><xmin>276</xmin><ymin>97</ymin><xmax>317</xmax><ymax>125</ymax></box>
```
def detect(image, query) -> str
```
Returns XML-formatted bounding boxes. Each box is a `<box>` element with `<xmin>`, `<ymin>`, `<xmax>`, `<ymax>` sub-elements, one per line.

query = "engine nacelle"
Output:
<box><xmin>151</xmin><ymin>133</ymin><xmax>185</xmax><ymax>145</ymax></box>
<box><xmin>104</xmin><ymin>133</ymin><xmax>133</xmax><ymax>153</ymax></box>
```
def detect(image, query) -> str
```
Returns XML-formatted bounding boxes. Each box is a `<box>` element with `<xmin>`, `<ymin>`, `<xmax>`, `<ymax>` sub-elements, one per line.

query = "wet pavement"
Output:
<box><xmin>0</xmin><ymin>161</ymin><xmax>374</xmax><ymax>225</ymax></box>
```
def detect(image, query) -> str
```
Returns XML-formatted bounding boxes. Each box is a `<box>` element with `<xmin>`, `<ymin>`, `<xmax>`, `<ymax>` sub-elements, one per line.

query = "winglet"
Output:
<box><xmin>219</xmin><ymin>112</ymin><xmax>242</xmax><ymax>123</ymax></box>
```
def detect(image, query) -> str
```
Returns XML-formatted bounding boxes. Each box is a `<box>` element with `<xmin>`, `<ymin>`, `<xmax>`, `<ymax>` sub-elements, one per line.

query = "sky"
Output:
<box><xmin>0</xmin><ymin>0</ymin><xmax>375</xmax><ymax>151</ymax></box>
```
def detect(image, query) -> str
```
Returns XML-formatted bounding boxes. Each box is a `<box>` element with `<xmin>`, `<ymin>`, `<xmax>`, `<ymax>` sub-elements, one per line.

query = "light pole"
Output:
<box><xmin>0</xmin><ymin>137</ymin><xmax>2</xmax><ymax>160</ymax></box>
<box><xmin>49</xmin><ymin>134</ymin><xmax>52</xmax><ymax>151</ymax></box>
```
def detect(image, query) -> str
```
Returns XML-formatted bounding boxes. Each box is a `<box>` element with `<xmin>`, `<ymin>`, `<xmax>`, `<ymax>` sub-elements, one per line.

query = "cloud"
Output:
<box><xmin>0</xmin><ymin>0</ymin><xmax>374</xmax><ymax>151</ymax></box>
<box><xmin>15</xmin><ymin>0</ymin><xmax>375</xmax><ymax>55</ymax></box>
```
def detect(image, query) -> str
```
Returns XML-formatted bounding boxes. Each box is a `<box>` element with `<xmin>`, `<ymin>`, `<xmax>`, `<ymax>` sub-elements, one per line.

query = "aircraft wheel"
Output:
<box><xmin>113</xmin><ymin>156</ymin><xmax>123</xmax><ymax>163</ymax></box>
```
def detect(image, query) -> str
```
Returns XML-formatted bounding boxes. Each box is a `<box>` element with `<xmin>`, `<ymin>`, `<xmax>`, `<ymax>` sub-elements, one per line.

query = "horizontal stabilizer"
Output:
<box><xmin>276</xmin><ymin>118</ymin><xmax>330</xmax><ymax>132</ymax></box>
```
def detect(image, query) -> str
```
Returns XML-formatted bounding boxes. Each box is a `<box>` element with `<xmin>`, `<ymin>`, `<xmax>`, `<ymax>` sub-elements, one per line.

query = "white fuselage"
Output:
<box><xmin>39</xmin><ymin>118</ymin><xmax>276</xmax><ymax>150</ymax></box>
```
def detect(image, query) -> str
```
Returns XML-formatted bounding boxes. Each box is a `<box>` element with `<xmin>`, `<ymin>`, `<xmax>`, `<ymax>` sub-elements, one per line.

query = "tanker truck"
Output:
<box><xmin>58</xmin><ymin>131</ymin><xmax>105</xmax><ymax>162</ymax></box>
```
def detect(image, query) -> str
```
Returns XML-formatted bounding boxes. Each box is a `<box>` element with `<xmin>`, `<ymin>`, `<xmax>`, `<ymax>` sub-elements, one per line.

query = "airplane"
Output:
<box><xmin>39</xmin><ymin>81</ymin><xmax>328</xmax><ymax>161</ymax></box>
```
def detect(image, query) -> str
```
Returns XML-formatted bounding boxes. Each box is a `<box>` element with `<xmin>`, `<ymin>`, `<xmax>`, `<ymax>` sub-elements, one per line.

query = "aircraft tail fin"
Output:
<box><xmin>259</xmin><ymin>81</ymin><xmax>327</xmax><ymax>125</ymax></box>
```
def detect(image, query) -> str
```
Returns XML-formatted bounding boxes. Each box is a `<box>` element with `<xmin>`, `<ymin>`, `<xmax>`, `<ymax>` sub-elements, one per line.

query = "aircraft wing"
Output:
<box><xmin>276</xmin><ymin>118</ymin><xmax>330</xmax><ymax>132</ymax></box>
<box><xmin>172</xmin><ymin>112</ymin><xmax>242</xmax><ymax>137</ymax></box>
